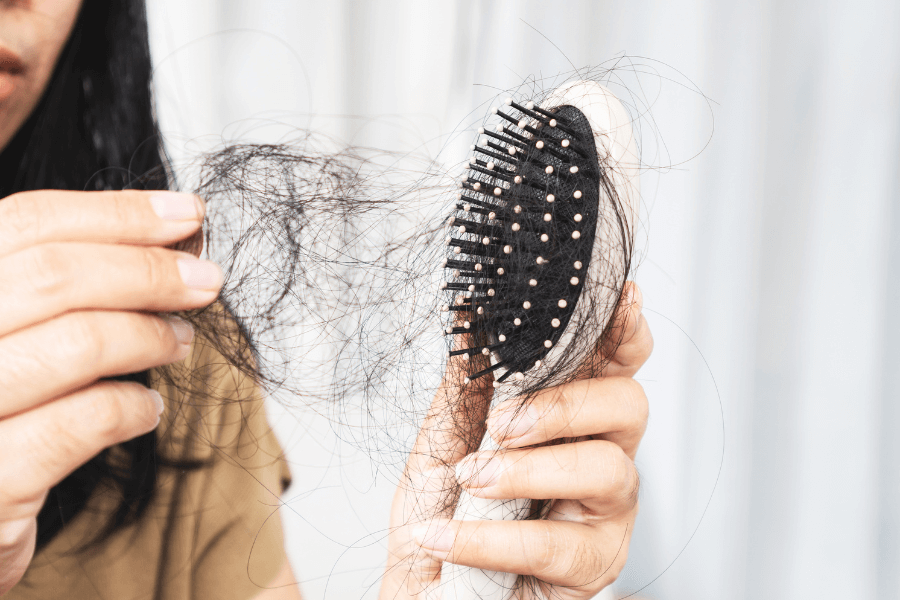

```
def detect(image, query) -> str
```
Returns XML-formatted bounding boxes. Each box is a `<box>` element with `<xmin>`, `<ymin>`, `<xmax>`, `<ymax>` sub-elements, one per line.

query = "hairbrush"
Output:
<box><xmin>439</xmin><ymin>81</ymin><xmax>640</xmax><ymax>598</ymax></box>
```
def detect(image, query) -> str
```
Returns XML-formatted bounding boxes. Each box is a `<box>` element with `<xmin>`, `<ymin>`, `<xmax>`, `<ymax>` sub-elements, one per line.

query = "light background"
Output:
<box><xmin>146</xmin><ymin>1</ymin><xmax>900</xmax><ymax>598</ymax></box>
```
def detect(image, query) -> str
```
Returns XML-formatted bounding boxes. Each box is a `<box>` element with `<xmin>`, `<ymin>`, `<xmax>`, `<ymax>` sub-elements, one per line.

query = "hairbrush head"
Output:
<box><xmin>442</xmin><ymin>81</ymin><xmax>639</xmax><ymax>389</ymax></box>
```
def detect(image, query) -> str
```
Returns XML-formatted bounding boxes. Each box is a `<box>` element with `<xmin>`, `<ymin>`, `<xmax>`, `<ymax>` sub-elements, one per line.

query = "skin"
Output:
<box><xmin>0</xmin><ymin>2</ymin><xmax>653</xmax><ymax>599</ymax></box>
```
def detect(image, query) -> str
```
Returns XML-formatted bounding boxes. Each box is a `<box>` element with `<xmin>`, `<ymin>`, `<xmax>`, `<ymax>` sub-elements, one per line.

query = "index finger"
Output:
<box><xmin>0</xmin><ymin>190</ymin><xmax>204</xmax><ymax>258</ymax></box>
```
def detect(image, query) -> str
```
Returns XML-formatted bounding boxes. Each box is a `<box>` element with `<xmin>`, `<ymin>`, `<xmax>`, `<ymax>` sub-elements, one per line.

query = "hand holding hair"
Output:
<box><xmin>0</xmin><ymin>190</ymin><xmax>221</xmax><ymax>595</ymax></box>
<box><xmin>380</xmin><ymin>281</ymin><xmax>650</xmax><ymax>598</ymax></box>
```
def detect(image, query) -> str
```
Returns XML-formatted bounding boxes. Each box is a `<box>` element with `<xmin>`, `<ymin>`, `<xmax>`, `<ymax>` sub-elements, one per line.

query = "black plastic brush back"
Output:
<box><xmin>442</xmin><ymin>102</ymin><xmax>601</xmax><ymax>384</ymax></box>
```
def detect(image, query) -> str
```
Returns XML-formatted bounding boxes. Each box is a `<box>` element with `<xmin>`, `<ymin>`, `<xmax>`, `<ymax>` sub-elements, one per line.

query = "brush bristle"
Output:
<box><xmin>441</xmin><ymin>100</ymin><xmax>601</xmax><ymax>383</ymax></box>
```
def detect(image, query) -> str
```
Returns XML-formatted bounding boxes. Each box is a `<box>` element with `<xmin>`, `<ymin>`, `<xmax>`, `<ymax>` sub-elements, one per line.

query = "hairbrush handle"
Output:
<box><xmin>439</xmin><ymin>81</ymin><xmax>639</xmax><ymax>599</ymax></box>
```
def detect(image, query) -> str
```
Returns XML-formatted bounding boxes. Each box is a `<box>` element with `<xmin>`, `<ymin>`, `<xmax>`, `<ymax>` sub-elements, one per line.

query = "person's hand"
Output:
<box><xmin>0</xmin><ymin>190</ymin><xmax>222</xmax><ymax>595</ymax></box>
<box><xmin>380</xmin><ymin>282</ymin><xmax>652</xmax><ymax>599</ymax></box>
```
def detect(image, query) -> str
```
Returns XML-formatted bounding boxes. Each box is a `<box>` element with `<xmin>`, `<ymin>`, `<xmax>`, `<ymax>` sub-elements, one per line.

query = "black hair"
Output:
<box><xmin>0</xmin><ymin>0</ymin><xmax>173</xmax><ymax>550</ymax></box>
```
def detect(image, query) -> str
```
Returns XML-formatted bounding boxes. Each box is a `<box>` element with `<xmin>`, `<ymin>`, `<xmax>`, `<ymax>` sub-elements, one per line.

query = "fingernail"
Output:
<box><xmin>486</xmin><ymin>403</ymin><xmax>535</xmax><ymax>442</ymax></box>
<box><xmin>148</xmin><ymin>389</ymin><xmax>165</xmax><ymax>415</ymax></box>
<box><xmin>412</xmin><ymin>518</ymin><xmax>455</xmax><ymax>560</ymax></box>
<box><xmin>165</xmin><ymin>316</ymin><xmax>195</xmax><ymax>346</ymax></box>
<box><xmin>149</xmin><ymin>193</ymin><xmax>203</xmax><ymax>221</ymax></box>
<box><xmin>177</xmin><ymin>258</ymin><xmax>223</xmax><ymax>290</ymax></box>
<box><xmin>455</xmin><ymin>454</ymin><xmax>504</xmax><ymax>489</ymax></box>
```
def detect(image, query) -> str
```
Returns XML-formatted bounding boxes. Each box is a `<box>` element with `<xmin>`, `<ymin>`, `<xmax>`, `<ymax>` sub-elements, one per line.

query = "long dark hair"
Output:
<box><xmin>0</xmin><ymin>0</ymin><xmax>171</xmax><ymax>549</ymax></box>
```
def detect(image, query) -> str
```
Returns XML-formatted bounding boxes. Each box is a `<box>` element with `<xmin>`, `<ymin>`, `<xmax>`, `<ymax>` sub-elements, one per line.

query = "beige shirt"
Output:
<box><xmin>7</xmin><ymin>316</ymin><xmax>291</xmax><ymax>600</ymax></box>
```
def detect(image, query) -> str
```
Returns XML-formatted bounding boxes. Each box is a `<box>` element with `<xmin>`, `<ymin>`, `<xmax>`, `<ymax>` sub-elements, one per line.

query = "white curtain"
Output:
<box><xmin>147</xmin><ymin>1</ymin><xmax>900</xmax><ymax>598</ymax></box>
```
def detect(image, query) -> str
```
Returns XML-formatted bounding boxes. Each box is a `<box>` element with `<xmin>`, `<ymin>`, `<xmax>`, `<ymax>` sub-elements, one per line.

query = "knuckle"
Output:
<box><xmin>568</xmin><ymin>536</ymin><xmax>606</xmax><ymax>583</ymax></box>
<box><xmin>136</xmin><ymin>247</ymin><xmax>166</xmax><ymax>292</ymax></box>
<box><xmin>0</xmin><ymin>518</ymin><xmax>34</xmax><ymax>549</ymax></box>
<box><xmin>108</xmin><ymin>192</ymin><xmax>136</xmax><ymax>227</ymax></box>
<box><xmin>0</xmin><ymin>192</ymin><xmax>42</xmax><ymax>243</ymax></box>
<box><xmin>58</xmin><ymin>312</ymin><xmax>104</xmax><ymax>368</ymax></box>
<box><xmin>22</xmin><ymin>244</ymin><xmax>75</xmax><ymax>298</ymax></box>
<box><xmin>82</xmin><ymin>384</ymin><xmax>129</xmax><ymax>440</ymax></box>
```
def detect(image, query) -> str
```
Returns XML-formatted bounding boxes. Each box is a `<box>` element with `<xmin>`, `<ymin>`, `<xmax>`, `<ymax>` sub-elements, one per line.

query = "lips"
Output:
<box><xmin>0</xmin><ymin>44</ymin><xmax>25</xmax><ymax>102</ymax></box>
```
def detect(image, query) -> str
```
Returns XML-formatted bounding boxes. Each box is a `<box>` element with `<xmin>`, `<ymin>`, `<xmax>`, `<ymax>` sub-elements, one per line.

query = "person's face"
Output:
<box><xmin>0</xmin><ymin>0</ymin><xmax>82</xmax><ymax>153</ymax></box>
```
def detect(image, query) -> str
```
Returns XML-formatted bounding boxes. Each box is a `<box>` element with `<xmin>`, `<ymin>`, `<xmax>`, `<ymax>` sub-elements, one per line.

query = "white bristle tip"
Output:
<box><xmin>508</xmin><ymin>147</ymin><xmax>516</xmax><ymax>155</ymax></box>
<box><xmin>491</xmin><ymin>107</ymin><xmax>499</xmax><ymax>114</ymax></box>
<box><xmin>463</xmin><ymin>353</ymin><xmax>470</xmax><ymax>360</ymax></box>
<box><xmin>544</xmin><ymin>340</ymin><xmax>553</xmax><ymax>348</ymax></box>
<box><xmin>549</xmin><ymin>119</ymin><xmax>557</xmax><ymax>127</ymax></box>
<box><xmin>514</xmin><ymin>318</ymin><xmax>522</xmax><ymax>326</ymax></box>
<box><xmin>478</xmin><ymin>127</ymin><xmax>485</xmax><ymax>134</ymax></box>
<box><xmin>544</xmin><ymin>213</ymin><xmax>552</xmax><ymax>222</ymax></box>
<box><xmin>572</xmin><ymin>231</ymin><xmax>581</xmax><ymax>239</ymax></box>
<box><xmin>558</xmin><ymin>299</ymin><xmax>568</xmax><ymax>308</ymax></box>
<box><xmin>473</xmin><ymin>182</ymin><xmax>481</xmax><ymax>190</ymax></box>
<box><xmin>458</xmin><ymin>226</ymin><xmax>466</xmax><ymax>234</ymax></box>
<box><xmin>503</xmin><ymin>245</ymin><xmax>512</xmax><ymax>254</ymax></box>
<box><xmin>455</xmin><ymin>295</ymin><xmax>464</xmax><ymax>304</ymax></box>
<box><xmin>574</xmin><ymin>214</ymin><xmax>583</xmax><ymax>222</ymax></box>
<box><xmin>525</xmin><ymin>101</ymin><xmax>535</xmax><ymax>109</ymax></box>
<box><xmin>534</xmin><ymin>360</ymin><xmax>542</xmax><ymax>367</ymax></box>
<box><xmin>463</xmin><ymin>377</ymin><xmax>471</xmax><ymax>384</ymax></box>
<box><xmin>470</xmin><ymin>145</ymin><xmax>475</xmax><ymax>150</ymax></box>
<box><xmin>495</xmin><ymin>124</ymin><xmax>504</xmax><ymax>132</ymax></box>
<box><xmin>536</xmin><ymin>256</ymin><xmax>544</xmax><ymax>264</ymax></box>
<box><xmin>514</xmin><ymin>205</ymin><xmax>523</xmax><ymax>213</ymax></box>
<box><xmin>482</xmin><ymin>237</ymin><xmax>490</xmax><ymax>245</ymax></box>
<box><xmin>469</xmin><ymin>156</ymin><xmax>476</xmax><ymax>164</ymax></box>
<box><xmin>453</xmin><ymin>269</ymin><xmax>460</xmax><ymax>277</ymax></box>
<box><xmin>493</xmin><ymin>381</ymin><xmax>501</xmax><ymax>388</ymax></box>
<box><xmin>482</xmin><ymin>348</ymin><xmax>490</xmax><ymax>355</ymax></box>
<box><xmin>546</xmin><ymin>194</ymin><xmax>555</xmax><ymax>203</ymax></box>
<box><xmin>570</xmin><ymin>166</ymin><xmax>579</xmax><ymax>174</ymax></box>
<box><xmin>545</xmin><ymin>166</ymin><xmax>554</xmax><ymax>174</ymax></box>
<box><xmin>574</xmin><ymin>261</ymin><xmax>583</xmax><ymax>269</ymax></box>
<box><xmin>536</xmin><ymin>140</ymin><xmax>545</xmax><ymax>149</ymax></box>
<box><xmin>523</xmin><ymin>301</ymin><xmax>532</xmax><ymax>309</ymax></box>
<box><xmin>561</xmin><ymin>139</ymin><xmax>570</xmax><ymax>147</ymax></box>
<box><xmin>445</xmin><ymin>327</ymin><xmax>453</xmax><ymax>334</ymax></box>
<box><xmin>499</xmin><ymin>334</ymin><xmax>507</xmax><ymax>342</ymax></box>
<box><xmin>440</xmin><ymin>258</ymin><xmax>448</xmax><ymax>267</ymax></box>
<box><xmin>441</xmin><ymin>305</ymin><xmax>449</xmax><ymax>312</ymax></box>
<box><xmin>570</xmin><ymin>277</ymin><xmax>579</xmax><ymax>285</ymax></box>
<box><xmin>475</xmin><ymin>263</ymin><xmax>483</xmax><ymax>271</ymax></box>
<box><xmin>487</xmin><ymin>161</ymin><xmax>495</xmax><ymax>170</ymax></box>
<box><xmin>448</xmin><ymin>216</ymin><xmax>456</xmax><ymax>225</ymax></box>
<box><xmin>468</xmin><ymin>284</ymin><xmax>475</xmax><ymax>292</ymax></box>
<box><xmin>496</xmin><ymin>268</ymin><xmax>505</xmax><ymax>275</ymax></box>
<box><xmin>573</xmin><ymin>190</ymin><xmax>582</xmax><ymax>199</ymax></box>
<box><xmin>515</xmin><ymin>372</ymin><xmax>525</xmax><ymax>381</ymax></box>
<box><xmin>440</xmin><ymin>282</ymin><xmax>448</xmax><ymax>289</ymax></box>
<box><xmin>463</xmin><ymin>321</ymin><xmax>471</xmax><ymax>329</ymax></box>
<box><xmin>514</xmin><ymin>176</ymin><xmax>522</xmax><ymax>184</ymax></box>
<box><xmin>529</xmin><ymin>279</ymin><xmax>537</xmax><ymax>287</ymax></box>
<box><xmin>518</xmin><ymin>119</ymin><xmax>528</xmax><ymax>129</ymax></box>
<box><xmin>489</xmin><ymin>212</ymin><xmax>497</xmax><ymax>220</ymax></box>
<box><xmin>463</xmin><ymin>203</ymin><xmax>471</xmax><ymax>211</ymax></box>
<box><xmin>552</xmin><ymin>318</ymin><xmax>561</xmax><ymax>327</ymax></box>
<box><xmin>512</xmin><ymin>223</ymin><xmax>521</xmax><ymax>232</ymax></box>
<box><xmin>540</xmin><ymin>234</ymin><xmax>549</xmax><ymax>242</ymax></box>
<box><xmin>504</xmin><ymin>97</ymin><xmax>513</xmax><ymax>105</ymax></box>
<box><xmin>487</xmin><ymin>288</ymin><xmax>496</xmax><ymax>296</ymax></box>
<box><xmin>493</xmin><ymin>187</ymin><xmax>502</xmax><ymax>196</ymax></box>
<box><xmin>477</xmin><ymin>306</ymin><xmax>484</xmax><ymax>315</ymax></box>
